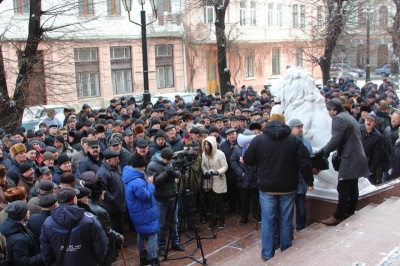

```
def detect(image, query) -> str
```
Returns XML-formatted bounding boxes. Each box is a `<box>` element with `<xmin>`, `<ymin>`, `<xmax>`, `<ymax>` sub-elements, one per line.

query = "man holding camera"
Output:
<box><xmin>146</xmin><ymin>147</ymin><xmax>185</xmax><ymax>257</ymax></box>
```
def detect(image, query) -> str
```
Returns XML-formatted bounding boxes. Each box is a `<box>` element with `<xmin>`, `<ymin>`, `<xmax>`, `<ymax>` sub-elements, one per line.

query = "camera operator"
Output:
<box><xmin>146</xmin><ymin>147</ymin><xmax>185</xmax><ymax>257</ymax></box>
<box><xmin>201</xmin><ymin>136</ymin><xmax>228</xmax><ymax>229</ymax></box>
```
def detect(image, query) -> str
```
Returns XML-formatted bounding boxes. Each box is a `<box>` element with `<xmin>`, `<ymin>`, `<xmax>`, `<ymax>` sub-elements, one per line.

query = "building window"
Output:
<box><xmin>240</xmin><ymin>0</ymin><xmax>247</xmax><ymax>26</ymax></box>
<box><xmin>358</xmin><ymin>10</ymin><xmax>367</xmax><ymax>27</ymax></box>
<box><xmin>240</xmin><ymin>1</ymin><xmax>256</xmax><ymax>26</ymax></box>
<box><xmin>300</xmin><ymin>5</ymin><xmax>305</xmax><ymax>28</ymax></box>
<box><xmin>110</xmin><ymin>46</ymin><xmax>132</xmax><ymax>94</ymax></box>
<box><xmin>317</xmin><ymin>6</ymin><xmax>323</xmax><ymax>28</ymax></box>
<box><xmin>295</xmin><ymin>47</ymin><xmax>303</xmax><ymax>67</ymax></box>
<box><xmin>13</xmin><ymin>0</ymin><xmax>29</xmax><ymax>14</ymax></box>
<box><xmin>158</xmin><ymin>0</ymin><xmax>171</xmax><ymax>13</ymax></box>
<box><xmin>250</xmin><ymin>1</ymin><xmax>256</xmax><ymax>26</ymax></box>
<box><xmin>379</xmin><ymin>6</ymin><xmax>388</xmax><ymax>27</ymax></box>
<box><xmin>74</xmin><ymin>48</ymin><xmax>100</xmax><ymax>99</ymax></box>
<box><xmin>268</xmin><ymin>3</ymin><xmax>274</xmax><ymax>26</ymax></box>
<box><xmin>155</xmin><ymin>45</ymin><xmax>174</xmax><ymax>89</ymax></box>
<box><xmin>276</xmin><ymin>4</ymin><xmax>282</xmax><ymax>27</ymax></box>
<box><xmin>204</xmin><ymin>6</ymin><xmax>215</xmax><ymax>23</ymax></box>
<box><xmin>107</xmin><ymin>0</ymin><xmax>121</xmax><ymax>16</ymax></box>
<box><xmin>244</xmin><ymin>55</ymin><xmax>255</xmax><ymax>78</ymax></box>
<box><xmin>272</xmin><ymin>48</ymin><xmax>280</xmax><ymax>75</ymax></box>
<box><xmin>79</xmin><ymin>0</ymin><xmax>94</xmax><ymax>16</ymax></box>
<box><xmin>292</xmin><ymin>4</ymin><xmax>298</xmax><ymax>28</ymax></box>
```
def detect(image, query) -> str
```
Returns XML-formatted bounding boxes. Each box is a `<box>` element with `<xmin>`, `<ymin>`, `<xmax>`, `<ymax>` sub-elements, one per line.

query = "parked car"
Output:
<box><xmin>331</xmin><ymin>70</ymin><xmax>358</xmax><ymax>81</ymax></box>
<box><xmin>22</xmin><ymin>105</ymin><xmax>66</xmax><ymax>131</ymax></box>
<box><xmin>330</xmin><ymin>63</ymin><xmax>365</xmax><ymax>77</ymax></box>
<box><xmin>150</xmin><ymin>92</ymin><xmax>197</xmax><ymax>106</ymax></box>
<box><xmin>375</xmin><ymin>64</ymin><xmax>391</xmax><ymax>77</ymax></box>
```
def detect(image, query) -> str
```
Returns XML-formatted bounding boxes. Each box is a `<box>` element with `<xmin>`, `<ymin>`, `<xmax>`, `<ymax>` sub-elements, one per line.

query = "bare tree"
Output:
<box><xmin>0</xmin><ymin>1</ymin><xmax>98</xmax><ymax>132</ymax></box>
<box><xmin>390</xmin><ymin>0</ymin><xmax>400</xmax><ymax>78</ymax></box>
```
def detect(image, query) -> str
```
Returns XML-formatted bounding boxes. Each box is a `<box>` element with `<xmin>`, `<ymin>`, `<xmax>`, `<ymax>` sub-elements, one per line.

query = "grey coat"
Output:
<box><xmin>321</xmin><ymin>111</ymin><xmax>369</xmax><ymax>180</ymax></box>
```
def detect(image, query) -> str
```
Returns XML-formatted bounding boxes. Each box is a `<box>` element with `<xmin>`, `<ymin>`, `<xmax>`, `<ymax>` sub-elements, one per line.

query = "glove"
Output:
<box><xmin>204</xmin><ymin>171</ymin><xmax>212</xmax><ymax>179</ymax></box>
<box><xmin>116</xmin><ymin>235</ymin><xmax>124</xmax><ymax>245</ymax></box>
<box><xmin>210</xmin><ymin>170</ymin><xmax>219</xmax><ymax>176</ymax></box>
<box><xmin>312</xmin><ymin>149</ymin><xmax>324</xmax><ymax>159</ymax></box>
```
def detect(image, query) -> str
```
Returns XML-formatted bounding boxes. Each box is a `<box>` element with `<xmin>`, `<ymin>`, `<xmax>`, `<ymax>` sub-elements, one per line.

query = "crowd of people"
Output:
<box><xmin>0</xmin><ymin>76</ymin><xmax>399</xmax><ymax>265</ymax></box>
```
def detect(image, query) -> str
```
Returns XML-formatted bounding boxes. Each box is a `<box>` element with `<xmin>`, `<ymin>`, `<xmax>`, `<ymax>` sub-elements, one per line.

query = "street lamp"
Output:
<box><xmin>363</xmin><ymin>6</ymin><xmax>373</xmax><ymax>82</ymax></box>
<box><xmin>122</xmin><ymin>0</ymin><xmax>158</xmax><ymax>106</ymax></box>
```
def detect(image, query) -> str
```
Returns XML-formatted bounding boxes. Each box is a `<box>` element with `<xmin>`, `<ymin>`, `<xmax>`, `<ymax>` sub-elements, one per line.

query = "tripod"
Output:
<box><xmin>164</xmin><ymin>164</ymin><xmax>211</xmax><ymax>265</ymax></box>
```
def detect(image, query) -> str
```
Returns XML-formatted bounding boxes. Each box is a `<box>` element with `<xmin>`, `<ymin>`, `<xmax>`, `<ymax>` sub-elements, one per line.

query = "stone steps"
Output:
<box><xmin>218</xmin><ymin>198</ymin><xmax>400</xmax><ymax>266</ymax></box>
<box><xmin>266</xmin><ymin>197</ymin><xmax>400</xmax><ymax>265</ymax></box>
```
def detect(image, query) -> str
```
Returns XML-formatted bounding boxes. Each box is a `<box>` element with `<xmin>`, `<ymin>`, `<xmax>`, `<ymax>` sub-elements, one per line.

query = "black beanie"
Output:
<box><xmin>19</xmin><ymin>162</ymin><xmax>32</xmax><ymax>175</ymax></box>
<box><xmin>160</xmin><ymin>147</ymin><xmax>174</xmax><ymax>160</ymax></box>
<box><xmin>154</xmin><ymin>130</ymin><xmax>166</xmax><ymax>141</ymax></box>
<box><xmin>131</xmin><ymin>153</ymin><xmax>147</xmax><ymax>168</ymax></box>
<box><xmin>57</xmin><ymin>154</ymin><xmax>70</xmax><ymax>166</ymax></box>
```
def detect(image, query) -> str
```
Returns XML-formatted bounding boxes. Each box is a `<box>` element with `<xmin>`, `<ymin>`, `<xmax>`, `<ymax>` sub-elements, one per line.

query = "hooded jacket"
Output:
<box><xmin>40</xmin><ymin>205</ymin><xmax>108</xmax><ymax>266</ymax></box>
<box><xmin>243</xmin><ymin>121</ymin><xmax>314</xmax><ymax>193</ymax></box>
<box><xmin>201</xmin><ymin>136</ymin><xmax>228</xmax><ymax>194</ymax></box>
<box><xmin>122</xmin><ymin>166</ymin><xmax>159</xmax><ymax>235</ymax></box>
<box><xmin>0</xmin><ymin>218</ymin><xmax>43</xmax><ymax>266</ymax></box>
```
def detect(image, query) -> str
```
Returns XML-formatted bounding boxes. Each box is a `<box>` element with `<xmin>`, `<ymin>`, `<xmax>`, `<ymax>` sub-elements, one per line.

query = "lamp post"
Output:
<box><xmin>366</xmin><ymin>13</ymin><xmax>371</xmax><ymax>82</ymax></box>
<box><xmin>122</xmin><ymin>0</ymin><xmax>158</xmax><ymax>106</ymax></box>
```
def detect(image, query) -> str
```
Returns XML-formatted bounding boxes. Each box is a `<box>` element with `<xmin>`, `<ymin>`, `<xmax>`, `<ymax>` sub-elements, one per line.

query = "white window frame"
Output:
<box><xmin>79</xmin><ymin>0</ymin><xmax>94</xmax><ymax>16</ymax></box>
<box><xmin>240</xmin><ymin>0</ymin><xmax>247</xmax><ymax>26</ymax></box>
<box><xmin>245</xmin><ymin>55</ymin><xmax>255</xmax><ymax>78</ymax></box>
<box><xmin>293</xmin><ymin>4</ymin><xmax>298</xmax><ymax>28</ymax></box>
<box><xmin>204</xmin><ymin>6</ymin><xmax>215</xmax><ymax>23</ymax></box>
<box><xmin>13</xmin><ymin>0</ymin><xmax>29</xmax><ymax>14</ymax></box>
<box><xmin>75</xmin><ymin>48</ymin><xmax>100</xmax><ymax>99</ymax></box>
<box><xmin>155</xmin><ymin>45</ymin><xmax>174</xmax><ymax>89</ymax></box>
<box><xmin>110</xmin><ymin>46</ymin><xmax>133</xmax><ymax>94</ymax></box>
<box><xmin>268</xmin><ymin>3</ymin><xmax>274</xmax><ymax>27</ymax></box>
<box><xmin>300</xmin><ymin>5</ymin><xmax>306</xmax><ymax>28</ymax></box>
<box><xmin>107</xmin><ymin>0</ymin><xmax>121</xmax><ymax>16</ymax></box>
<box><xmin>276</xmin><ymin>4</ymin><xmax>283</xmax><ymax>27</ymax></box>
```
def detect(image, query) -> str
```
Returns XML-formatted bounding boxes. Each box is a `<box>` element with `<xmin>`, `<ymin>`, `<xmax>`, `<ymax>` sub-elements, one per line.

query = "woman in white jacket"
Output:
<box><xmin>201</xmin><ymin>136</ymin><xmax>228</xmax><ymax>229</ymax></box>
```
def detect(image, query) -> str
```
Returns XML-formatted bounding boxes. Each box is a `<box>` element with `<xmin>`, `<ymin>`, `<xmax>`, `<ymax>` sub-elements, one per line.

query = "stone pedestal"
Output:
<box><xmin>306</xmin><ymin>179</ymin><xmax>400</xmax><ymax>225</ymax></box>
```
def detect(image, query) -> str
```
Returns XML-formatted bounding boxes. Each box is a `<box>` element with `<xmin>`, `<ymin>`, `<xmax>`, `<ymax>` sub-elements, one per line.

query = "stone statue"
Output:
<box><xmin>269</xmin><ymin>66</ymin><xmax>375</xmax><ymax>199</ymax></box>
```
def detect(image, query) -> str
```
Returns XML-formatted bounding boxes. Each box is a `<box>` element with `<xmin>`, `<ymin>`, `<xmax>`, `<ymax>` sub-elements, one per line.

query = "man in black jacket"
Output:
<box><xmin>146</xmin><ymin>147</ymin><xmax>185</xmax><ymax>257</ymax></box>
<box><xmin>243</xmin><ymin>114</ymin><xmax>314</xmax><ymax>261</ymax></box>
<box><xmin>359</xmin><ymin>113</ymin><xmax>383</xmax><ymax>184</ymax></box>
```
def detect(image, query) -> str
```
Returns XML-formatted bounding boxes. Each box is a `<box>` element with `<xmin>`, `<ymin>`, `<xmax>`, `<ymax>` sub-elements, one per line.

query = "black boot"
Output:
<box><xmin>150</xmin><ymin>257</ymin><xmax>160</xmax><ymax>266</ymax></box>
<box><xmin>139</xmin><ymin>249</ymin><xmax>151</xmax><ymax>266</ymax></box>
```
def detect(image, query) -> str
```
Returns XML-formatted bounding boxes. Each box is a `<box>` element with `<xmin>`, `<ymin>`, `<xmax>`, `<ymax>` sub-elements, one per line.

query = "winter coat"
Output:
<box><xmin>220</xmin><ymin>139</ymin><xmax>237</xmax><ymax>181</ymax></box>
<box><xmin>52</xmin><ymin>166</ymin><xmax>81</xmax><ymax>185</ymax></box>
<box><xmin>243</xmin><ymin>121</ymin><xmax>314</xmax><ymax>193</ymax></box>
<box><xmin>27</xmin><ymin>210</ymin><xmax>51</xmax><ymax>247</ymax></box>
<box><xmin>230</xmin><ymin>145</ymin><xmax>257</xmax><ymax>190</ymax></box>
<box><xmin>320</xmin><ymin>111</ymin><xmax>370</xmax><ymax>180</ymax></box>
<box><xmin>0</xmin><ymin>218</ymin><xmax>43</xmax><ymax>266</ymax></box>
<box><xmin>148</xmin><ymin>141</ymin><xmax>172</xmax><ymax>158</ymax></box>
<box><xmin>7</xmin><ymin>159</ymin><xmax>22</xmax><ymax>184</ymax></box>
<box><xmin>71</xmin><ymin>150</ymin><xmax>86</xmax><ymax>170</ymax></box>
<box><xmin>391</xmin><ymin>141</ymin><xmax>400</xmax><ymax>178</ymax></box>
<box><xmin>375</xmin><ymin>111</ymin><xmax>391</xmax><ymax>135</ymax></box>
<box><xmin>96</xmin><ymin>161</ymin><xmax>126</xmax><ymax>214</ymax></box>
<box><xmin>146</xmin><ymin>152</ymin><xmax>176</xmax><ymax>202</ymax></box>
<box><xmin>201</xmin><ymin>136</ymin><xmax>228</xmax><ymax>194</ymax></box>
<box><xmin>359</xmin><ymin>124</ymin><xmax>383</xmax><ymax>175</ymax></box>
<box><xmin>0</xmin><ymin>156</ymin><xmax>11</xmax><ymax>169</ymax></box>
<box><xmin>79</xmin><ymin>153</ymin><xmax>104</xmax><ymax>173</ymax></box>
<box><xmin>166</xmin><ymin>134</ymin><xmax>184</xmax><ymax>152</ymax></box>
<box><xmin>122</xmin><ymin>166</ymin><xmax>159</xmax><ymax>235</ymax></box>
<box><xmin>87</xmin><ymin>199</ymin><xmax>122</xmax><ymax>266</ymax></box>
<box><xmin>40</xmin><ymin>205</ymin><xmax>108</xmax><ymax>266</ymax></box>
<box><xmin>384</xmin><ymin>124</ymin><xmax>400</xmax><ymax>162</ymax></box>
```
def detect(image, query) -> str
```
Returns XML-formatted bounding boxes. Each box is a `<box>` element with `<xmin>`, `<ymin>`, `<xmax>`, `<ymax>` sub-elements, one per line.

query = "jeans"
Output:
<box><xmin>137</xmin><ymin>233</ymin><xmax>157</xmax><ymax>259</ymax></box>
<box><xmin>334</xmin><ymin>178</ymin><xmax>359</xmax><ymax>219</ymax></box>
<box><xmin>259</xmin><ymin>191</ymin><xmax>295</xmax><ymax>260</ymax></box>
<box><xmin>156</xmin><ymin>199</ymin><xmax>179</xmax><ymax>248</ymax></box>
<box><xmin>295</xmin><ymin>193</ymin><xmax>306</xmax><ymax>231</ymax></box>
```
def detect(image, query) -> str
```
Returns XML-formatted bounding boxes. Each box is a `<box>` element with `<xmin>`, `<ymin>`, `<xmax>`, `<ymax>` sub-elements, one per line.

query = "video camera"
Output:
<box><xmin>171</xmin><ymin>147</ymin><xmax>197</xmax><ymax>172</ymax></box>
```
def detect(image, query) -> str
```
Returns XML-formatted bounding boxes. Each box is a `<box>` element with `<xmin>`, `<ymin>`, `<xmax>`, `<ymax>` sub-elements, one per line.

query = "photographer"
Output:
<box><xmin>201</xmin><ymin>136</ymin><xmax>228</xmax><ymax>230</ymax></box>
<box><xmin>146</xmin><ymin>147</ymin><xmax>185</xmax><ymax>257</ymax></box>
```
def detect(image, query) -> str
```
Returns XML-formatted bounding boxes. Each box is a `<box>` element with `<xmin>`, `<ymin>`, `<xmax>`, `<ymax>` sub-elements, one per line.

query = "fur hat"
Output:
<box><xmin>10</xmin><ymin>143</ymin><xmax>27</xmax><ymax>158</ymax></box>
<box><xmin>269</xmin><ymin>114</ymin><xmax>285</xmax><ymax>123</ymax></box>
<box><xmin>134</xmin><ymin>124</ymin><xmax>145</xmax><ymax>135</ymax></box>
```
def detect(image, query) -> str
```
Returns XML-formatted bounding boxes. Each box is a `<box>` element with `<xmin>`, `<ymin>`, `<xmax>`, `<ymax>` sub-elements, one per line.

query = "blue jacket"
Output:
<box><xmin>122</xmin><ymin>166</ymin><xmax>159</xmax><ymax>235</ymax></box>
<box><xmin>40</xmin><ymin>205</ymin><xmax>108</xmax><ymax>266</ymax></box>
<box><xmin>148</xmin><ymin>141</ymin><xmax>172</xmax><ymax>158</ymax></box>
<box><xmin>0</xmin><ymin>218</ymin><xmax>43</xmax><ymax>266</ymax></box>
<box><xmin>7</xmin><ymin>159</ymin><xmax>21</xmax><ymax>184</ymax></box>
